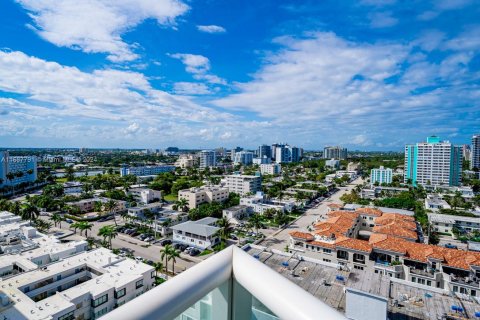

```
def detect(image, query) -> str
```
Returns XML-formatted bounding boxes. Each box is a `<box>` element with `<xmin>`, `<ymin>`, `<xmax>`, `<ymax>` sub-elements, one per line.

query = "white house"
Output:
<box><xmin>171</xmin><ymin>217</ymin><xmax>220</xmax><ymax>250</ymax></box>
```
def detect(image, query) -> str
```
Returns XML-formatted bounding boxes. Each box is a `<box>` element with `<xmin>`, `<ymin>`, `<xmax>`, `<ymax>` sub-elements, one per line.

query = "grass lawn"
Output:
<box><xmin>199</xmin><ymin>249</ymin><xmax>213</xmax><ymax>256</ymax></box>
<box><xmin>163</xmin><ymin>194</ymin><xmax>178</xmax><ymax>202</ymax></box>
<box><xmin>56</xmin><ymin>177</ymin><xmax>68</xmax><ymax>183</ymax></box>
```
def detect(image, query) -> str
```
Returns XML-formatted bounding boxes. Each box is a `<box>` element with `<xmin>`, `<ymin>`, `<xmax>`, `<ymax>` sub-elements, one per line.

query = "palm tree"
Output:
<box><xmin>9</xmin><ymin>201</ymin><xmax>21</xmax><ymax>216</ymax></box>
<box><xmin>86</xmin><ymin>237</ymin><xmax>96</xmax><ymax>249</ymax></box>
<box><xmin>78</xmin><ymin>221</ymin><xmax>93</xmax><ymax>237</ymax></box>
<box><xmin>70</xmin><ymin>222</ymin><xmax>81</xmax><ymax>234</ymax></box>
<box><xmin>6</xmin><ymin>172</ymin><xmax>15</xmax><ymax>196</ymax></box>
<box><xmin>248</xmin><ymin>214</ymin><xmax>264</xmax><ymax>234</ymax></box>
<box><xmin>153</xmin><ymin>261</ymin><xmax>164</xmax><ymax>277</ymax></box>
<box><xmin>98</xmin><ymin>225</ymin><xmax>117</xmax><ymax>249</ymax></box>
<box><xmin>160</xmin><ymin>245</ymin><xmax>173</xmax><ymax>279</ymax></box>
<box><xmin>51</xmin><ymin>213</ymin><xmax>65</xmax><ymax>228</ymax></box>
<box><xmin>104</xmin><ymin>199</ymin><xmax>119</xmax><ymax>226</ymax></box>
<box><xmin>176</xmin><ymin>198</ymin><xmax>189</xmax><ymax>212</ymax></box>
<box><xmin>216</xmin><ymin>217</ymin><xmax>233</xmax><ymax>244</ymax></box>
<box><xmin>168</xmin><ymin>249</ymin><xmax>180</xmax><ymax>276</ymax></box>
<box><xmin>21</xmin><ymin>203</ymin><xmax>39</xmax><ymax>225</ymax></box>
<box><xmin>35</xmin><ymin>219</ymin><xmax>52</xmax><ymax>233</ymax></box>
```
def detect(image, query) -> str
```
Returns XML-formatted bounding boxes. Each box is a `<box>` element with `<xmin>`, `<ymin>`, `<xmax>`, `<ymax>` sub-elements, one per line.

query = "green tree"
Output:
<box><xmin>104</xmin><ymin>199</ymin><xmax>119</xmax><ymax>226</ymax></box>
<box><xmin>216</xmin><ymin>217</ymin><xmax>233</xmax><ymax>245</ymax></box>
<box><xmin>160</xmin><ymin>244</ymin><xmax>173</xmax><ymax>279</ymax></box>
<box><xmin>168</xmin><ymin>249</ymin><xmax>180</xmax><ymax>276</ymax></box>
<box><xmin>98</xmin><ymin>225</ymin><xmax>117</xmax><ymax>248</ymax></box>
<box><xmin>51</xmin><ymin>213</ymin><xmax>65</xmax><ymax>228</ymax></box>
<box><xmin>153</xmin><ymin>261</ymin><xmax>164</xmax><ymax>277</ymax></box>
<box><xmin>248</xmin><ymin>214</ymin><xmax>265</xmax><ymax>234</ymax></box>
<box><xmin>21</xmin><ymin>203</ymin><xmax>39</xmax><ymax>225</ymax></box>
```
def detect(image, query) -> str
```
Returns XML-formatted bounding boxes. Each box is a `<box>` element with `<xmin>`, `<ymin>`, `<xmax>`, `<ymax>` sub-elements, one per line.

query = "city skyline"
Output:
<box><xmin>0</xmin><ymin>0</ymin><xmax>479</xmax><ymax>149</ymax></box>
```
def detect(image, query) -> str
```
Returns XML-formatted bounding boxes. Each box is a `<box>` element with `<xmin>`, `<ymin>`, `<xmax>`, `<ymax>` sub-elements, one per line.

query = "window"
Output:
<box><xmin>94</xmin><ymin>307</ymin><xmax>108</xmax><ymax>319</ymax></box>
<box><xmin>115</xmin><ymin>288</ymin><xmax>126</xmax><ymax>299</ymax></box>
<box><xmin>92</xmin><ymin>294</ymin><xmax>108</xmax><ymax>308</ymax></box>
<box><xmin>323</xmin><ymin>248</ymin><xmax>331</xmax><ymax>254</ymax></box>
<box><xmin>58</xmin><ymin>311</ymin><xmax>74</xmax><ymax>320</ymax></box>
<box><xmin>136</xmin><ymin>279</ymin><xmax>144</xmax><ymax>289</ymax></box>
<box><xmin>323</xmin><ymin>259</ymin><xmax>331</xmax><ymax>263</ymax></box>
<box><xmin>354</xmin><ymin>265</ymin><xmax>364</xmax><ymax>270</ymax></box>
<box><xmin>412</xmin><ymin>277</ymin><xmax>416</xmax><ymax>282</ymax></box>
<box><xmin>472</xmin><ymin>290</ymin><xmax>476</xmax><ymax>297</ymax></box>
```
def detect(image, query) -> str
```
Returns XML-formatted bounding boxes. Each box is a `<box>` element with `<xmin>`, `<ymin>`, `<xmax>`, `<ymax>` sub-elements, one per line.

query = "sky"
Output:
<box><xmin>0</xmin><ymin>0</ymin><xmax>479</xmax><ymax>150</ymax></box>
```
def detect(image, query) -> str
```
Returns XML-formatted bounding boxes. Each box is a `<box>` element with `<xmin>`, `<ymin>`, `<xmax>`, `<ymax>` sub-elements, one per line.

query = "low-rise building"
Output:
<box><xmin>178</xmin><ymin>186</ymin><xmax>229</xmax><ymax>209</ymax></box>
<box><xmin>127</xmin><ymin>187</ymin><xmax>161</xmax><ymax>204</ymax></box>
<box><xmin>120</xmin><ymin>165</ymin><xmax>175</xmax><ymax>177</ymax></box>
<box><xmin>325</xmin><ymin>159</ymin><xmax>340</xmax><ymax>169</ymax></box>
<box><xmin>171</xmin><ymin>217</ymin><xmax>220</xmax><ymax>250</ymax></box>
<box><xmin>223</xmin><ymin>174</ymin><xmax>261</xmax><ymax>196</ymax></box>
<box><xmin>429</xmin><ymin>213</ymin><xmax>480</xmax><ymax>234</ymax></box>
<box><xmin>67</xmin><ymin>198</ymin><xmax>127</xmax><ymax>213</ymax></box>
<box><xmin>127</xmin><ymin>202</ymin><xmax>163</xmax><ymax>218</ymax></box>
<box><xmin>260</xmin><ymin>163</ymin><xmax>281</xmax><ymax>175</ymax></box>
<box><xmin>222</xmin><ymin>205</ymin><xmax>253</xmax><ymax>223</ymax></box>
<box><xmin>0</xmin><ymin>248</ymin><xmax>154</xmax><ymax>320</ymax></box>
<box><xmin>62</xmin><ymin>181</ymin><xmax>84</xmax><ymax>194</ymax></box>
<box><xmin>174</xmin><ymin>154</ymin><xmax>197</xmax><ymax>168</ymax></box>
<box><xmin>425</xmin><ymin>194</ymin><xmax>451</xmax><ymax>211</ymax></box>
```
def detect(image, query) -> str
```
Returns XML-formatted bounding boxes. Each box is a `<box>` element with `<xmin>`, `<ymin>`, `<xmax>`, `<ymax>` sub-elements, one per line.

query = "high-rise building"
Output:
<box><xmin>233</xmin><ymin>151</ymin><xmax>254</xmax><ymax>165</ymax></box>
<box><xmin>199</xmin><ymin>150</ymin><xmax>216</xmax><ymax>168</ymax></box>
<box><xmin>323</xmin><ymin>146</ymin><xmax>347</xmax><ymax>160</ymax></box>
<box><xmin>229</xmin><ymin>147</ymin><xmax>243</xmax><ymax>161</ymax></box>
<box><xmin>370</xmin><ymin>166</ymin><xmax>393</xmax><ymax>185</ymax></box>
<box><xmin>404</xmin><ymin>136</ymin><xmax>462</xmax><ymax>186</ymax></box>
<box><xmin>257</xmin><ymin>145</ymin><xmax>272</xmax><ymax>159</ymax></box>
<box><xmin>472</xmin><ymin>134</ymin><xmax>480</xmax><ymax>170</ymax></box>
<box><xmin>0</xmin><ymin>151</ymin><xmax>37</xmax><ymax>188</ymax></box>
<box><xmin>273</xmin><ymin>144</ymin><xmax>301</xmax><ymax>164</ymax></box>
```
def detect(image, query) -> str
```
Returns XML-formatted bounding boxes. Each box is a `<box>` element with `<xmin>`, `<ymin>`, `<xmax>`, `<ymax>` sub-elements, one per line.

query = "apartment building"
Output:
<box><xmin>240</xmin><ymin>192</ymin><xmax>292</xmax><ymax>214</ymax></box>
<box><xmin>260</xmin><ymin>163</ymin><xmax>281</xmax><ymax>175</ymax></box>
<box><xmin>224</xmin><ymin>174</ymin><xmax>261</xmax><ymax>196</ymax></box>
<box><xmin>199</xmin><ymin>150</ymin><xmax>216</xmax><ymax>168</ymax></box>
<box><xmin>127</xmin><ymin>202</ymin><xmax>163</xmax><ymax>218</ymax></box>
<box><xmin>424</xmin><ymin>194</ymin><xmax>451</xmax><ymax>211</ymax></box>
<box><xmin>274</xmin><ymin>145</ymin><xmax>301</xmax><ymax>163</ymax></box>
<box><xmin>174</xmin><ymin>154</ymin><xmax>196</xmax><ymax>168</ymax></box>
<box><xmin>429</xmin><ymin>213</ymin><xmax>480</xmax><ymax>234</ymax></box>
<box><xmin>404</xmin><ymin>136</ymin><xmax>462</xmax><ymax>186</ymax></box>
<box><xmin>323</xmin><ymin>146</ymin><xmax>347</xmax><ymax>160</ymax></box>
<box><xmin>326</xmin><ymin>159</ymin><xmax>340</xmax><ymax>169</ymax></box>
<box><xmin>171</xmin><ymin>217</ymin><xmax>220</xmax><ymax>250</ymax></box>
<box><xmin>1</xmin><ymin>248</ymin><xmax>154</xmax><ymax>320</ymax></box>
<box><xmin>67</xmin><ymin>198</ymin><xmax>127</xmax><ymax>213</ymax></box>
<box><xmin>120</xmin><ymin>165</ymin><xmax>175</xmax><ymax>177</ymax></box>
<box><xmin>233</xmin><ymin>151</ymin><xmax>254</xmax><ymax>165</ymax></box>
<box><xmin>370</xmin><ymin>166</ymin><xmax>392</xmax><ymax>185</ymax></box>
<box><xmin>0</xmin><ymin>150</ymin><xmax>37</xmax><ymax>188</ymax></box>
<box><xmin>257</xmin><ymin>144</ymin><xmax>272</xmax><ymax>159</ymax></box>
<box><xmin>127</xmin><ymin>187</ymin><xmax>161</xmax><ymax>204</ymax></box>
<box><xmin>178</xmin><ymin>186</ymin><xmax>229</xmax><ymax>209</ymax></box>
<box><xmin>289</xmin><ymin>207</ymin><xmax>480</xmax><ymax>298</ymax></box>
<box><xmin>62</xmin><ymin>181</ymin><xmax>84</xmax><ymax>194</ymax></box>
<box><xmin>472</xmin><ymin>134</ymin><xmax>480</xmax><ymax>170</ymax></box>
<box><xmin>222</xmin><ymin>205</ymin><xmax>253</xmax><ymax>222</ymax></box>
<box><xmin>253</xmin><ymin>156</ymin><xmax>271</xmax><ymax>165</ymax></box>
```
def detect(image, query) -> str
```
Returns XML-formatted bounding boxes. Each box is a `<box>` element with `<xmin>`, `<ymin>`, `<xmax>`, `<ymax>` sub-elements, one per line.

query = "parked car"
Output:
<box><xmin>160</xmin><ymin>239</ymin><xmax>172</xmax><ymax>246</ymax></box>
<box><xmin>229</xmin><ymin>234</ymin><xmax>238</xmax><ymax>240</ymax></box>
<box><xmin>65</xmin><ymin>219</ymin><xmax>73</xmax><ymax>224</ymax></box>
<box><xmin>445</xmin><ymin>243</ymin><xmax>458</xmax><ymax>249</ymax></box>
<box><xmin>189</xmin><ymin>248</ymin><xmax>200</xmax><ymax>256</ymax></box>
<box><xmin>184</xmin><ymin>247</ymin><xmax>194</xmax><ymax>254</ymax></box>
<box><xmin>135</xmin><ymin>256</ymin><xmax>143</xmax><ymax>262</ymax></box>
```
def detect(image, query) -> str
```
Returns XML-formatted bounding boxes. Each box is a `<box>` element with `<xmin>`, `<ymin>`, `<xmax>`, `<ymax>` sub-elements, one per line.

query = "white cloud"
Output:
<box><xmin>15</xmin><ymin>0</ymin><xmax>189</xmax><ymax>62</ymax></box>
<box><xmin>213</xmin><ymin>31</ymin><xmax>480</xmax><ymax>147</ymax></box>
<box><xmin>173</xmin><ymin>82</ymin><xmax>212</xmax><ymax>95</ymax></box>
<box><xmin>369</xmin><ymin>11</ymin><xmax>398</xmax><ymax>28</ymax></box>
<box><xmin>197</xmin><ymin>25</ymin><xmax>226</xmax><ymax>33</ymax></box>
<box><xmin>169</xmin><ymin>53</ymin><xmax>226</xmax><ymax>84</ymax></box>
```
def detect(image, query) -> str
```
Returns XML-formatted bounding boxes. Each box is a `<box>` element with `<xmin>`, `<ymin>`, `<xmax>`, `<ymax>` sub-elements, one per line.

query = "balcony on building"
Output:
<box><xmin>101</xmin><ymin>246</ymin><xmax>346</xmax><ymax>320</ymax></box>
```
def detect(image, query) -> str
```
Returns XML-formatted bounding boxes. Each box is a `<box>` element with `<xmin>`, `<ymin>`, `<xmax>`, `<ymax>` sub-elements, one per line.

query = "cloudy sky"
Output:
<box><xmin>0</xmin><ymin>0</ymin><xmax>479</xmax><ymax>150</ymax></box>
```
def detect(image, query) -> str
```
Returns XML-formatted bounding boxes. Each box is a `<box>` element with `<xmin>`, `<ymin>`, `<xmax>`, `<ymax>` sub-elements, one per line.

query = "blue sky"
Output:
<box><xmin>0</xmin><ymin>0</ymin><xmax>479</xmax><ymax>150</ymax></box>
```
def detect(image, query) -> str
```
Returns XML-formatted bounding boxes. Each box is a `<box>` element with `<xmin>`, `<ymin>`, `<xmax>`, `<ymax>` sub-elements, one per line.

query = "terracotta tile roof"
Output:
<box><xmin>355</xmin><ymin>207</ymin><xmax>383</xmax><ymax>217</ymax></box>
<box><xmin>369</xmin><ymin>235</ymin><xmax>408</xmax><ymax>254</ymax></box>
<box><xmin>289</xmin><ymin>231</ymin><xmax>314</xmax><ymax>241</ymax></box>
<box><xmin>336</xmin><ymin>238</ymin><xmax>372</xmax><ymax>253</ymax></box>
<box><xmin>375</xmin><ymin>218</ymin><xmax>417</xmax><ymax>230</ymax></box>
<box><xmin>310</xmin><ymin>240</ymin><xmax>336</xmax><ymax>249</ymax></box>
<box><xmin>328</xmin><ymin>210</ymin><xmax>360</xmax><ymax>220</ymax></box>
<box><xmin>378</xmin><ymin>212</ymin><xmax>415</xmax><ymax>222</ymax></box>
<box><xmin>372</xmin><ymin>225</ymin><xmax>418</xmax><ymax>241</ymax></box>
<box><xmin>327</xmin><ymin>203</ymin><xmax>343</xmax><ymax>208</ymax></box>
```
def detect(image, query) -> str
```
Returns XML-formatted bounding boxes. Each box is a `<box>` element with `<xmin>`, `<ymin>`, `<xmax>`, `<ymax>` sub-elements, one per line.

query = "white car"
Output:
<box><xmin>135</xmin><ymin>256</ymin><xmax>143</xmax><ymax>262</ymax></box>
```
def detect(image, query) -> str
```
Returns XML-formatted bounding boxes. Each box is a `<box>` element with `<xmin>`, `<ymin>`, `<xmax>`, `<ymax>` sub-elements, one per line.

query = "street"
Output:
<box><xmin>258</xmin><ymin>177</ymin><xmax>364</xmax><ymax>252</ymax></box>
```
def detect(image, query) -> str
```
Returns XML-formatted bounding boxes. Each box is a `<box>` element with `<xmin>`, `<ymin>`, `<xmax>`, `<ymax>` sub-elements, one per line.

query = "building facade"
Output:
<box><xmin>120</xmin><ymin>165</ymin><xmax>175</xmax><ymax>177</ymax></box>
<box><xmin>178</xmin><ymin>186</ymin><xmax>229</xmax><ymax>209</ymax></box>
<box><xmin>472</xmin><ymin>134</ymin><xmax>480</xmax><ymax>170</ymax></box>
<box><xmin>171</xmin><ymin>217</ymin><xmax>220</xmax><ymax>249</ymax></box>
<box><xmin>233</xmin><ymin>151</ymin><xmax>254</xmax><ymax>165</ymax></box>
<box><xmin>128</xmin><ymin>187</ymin><xmax>162</xmax><ymax>204</ymax></box>
<box><xmin>199</xmin><ymin>150</ymin><xmax>216</xmax><ymax>169</ymax></box>
<box><xmin>370</xmin><ymin>166</ymin><xmax>393</xmax><ymax>185</ymax></box>
<box><xmin>404</xmin><ymin>136</ymin><xmax>462</xmax><ymax>186</ymax></box>
<box><xmin>260</xmin><ymin>163</ymin><xmax>281</xmax><ymax>175</ymax></box>
<box><xmin>224</xmin><ymin>174</ymin><xmax>262</xmax><ymax>196</ymax></box>
<box><xmin>257</xmin><ymin>145</ymin><xmax>272</xmax><ymax>159</ymax></box>
<box><xmin>323</xmin><ymin>146</ymin><xmax>347</xmax><ymax>160</ymax></box>
<box><xmin>0</xmin><ymin>151</ymin><xmax>37</xmax><ymax>188</ymax></box>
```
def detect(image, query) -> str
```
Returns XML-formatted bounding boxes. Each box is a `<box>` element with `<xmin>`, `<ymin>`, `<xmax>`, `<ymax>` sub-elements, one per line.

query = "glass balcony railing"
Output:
<box><xmin>101</xmin><ymin>246</ymin><xmax>346</xmax><ymax>320</ymax></box>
